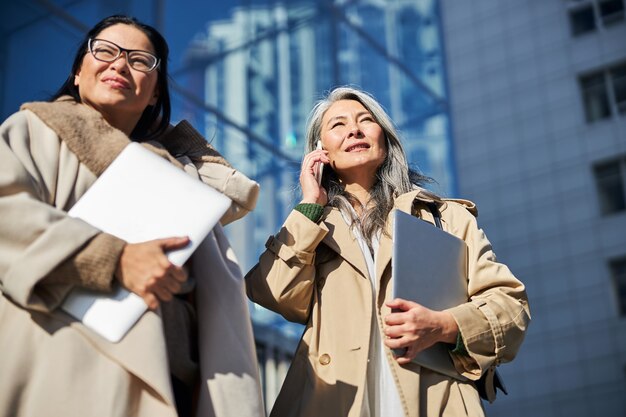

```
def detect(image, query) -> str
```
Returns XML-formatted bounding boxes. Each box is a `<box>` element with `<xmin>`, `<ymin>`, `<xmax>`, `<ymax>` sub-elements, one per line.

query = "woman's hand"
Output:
<box><xmin>115</xmin><ymin>236</ymin><xmax>190</xmax><ymax>310</ymax></box>
<box><xmin>383</xmin><ymin>298</ymin><xmax>459</xmax><ymax>365</ymax></box>
<box><xmin>299</xmin><ymin>147</ymin><xmax>330</xmax><ymax>205</ymax></box>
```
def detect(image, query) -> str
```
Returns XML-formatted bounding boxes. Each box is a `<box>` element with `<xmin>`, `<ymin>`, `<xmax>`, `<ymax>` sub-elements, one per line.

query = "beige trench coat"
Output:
<box><xmin>246</xmin><ymin>190</ymin><xmax>530</xmax><ymax>417</ymax></box>
<box><xmin>0</xmin><ymin>102</ymin><xmax>264</xmax><ymax>417</ymax></box>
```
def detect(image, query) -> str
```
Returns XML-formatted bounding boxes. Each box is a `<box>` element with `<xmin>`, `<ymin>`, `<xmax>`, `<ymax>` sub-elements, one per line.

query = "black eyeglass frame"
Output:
<box><xmin>87</xmin><ymin>38</ymin><xmax>160</xmax><ymax>73</ymax></box>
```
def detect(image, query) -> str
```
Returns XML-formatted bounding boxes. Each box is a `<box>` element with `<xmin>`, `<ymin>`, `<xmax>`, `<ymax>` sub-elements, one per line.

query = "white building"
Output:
<box><xmin>440</xmin><ymin>1</ymin><xmax>626</xmax><ymax>415</ymax></box>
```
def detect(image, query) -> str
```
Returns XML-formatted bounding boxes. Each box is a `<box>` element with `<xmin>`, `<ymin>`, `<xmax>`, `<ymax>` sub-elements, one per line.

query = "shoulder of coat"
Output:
<box><xmin>441</xmin><ymin>198</ymin><xmax>478</xmax><ymax>218</ymax></box>
<box><xmin>2</xmin><ymin>108</ymin><xmax>60</xmax><ymax>143</ymax></box>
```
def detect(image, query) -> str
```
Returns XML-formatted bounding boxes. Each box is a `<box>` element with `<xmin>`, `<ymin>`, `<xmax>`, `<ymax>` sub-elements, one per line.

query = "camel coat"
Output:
<box><xmin>246</xmin><ymin>190</ymin><xmax>530</xmax><ymax>417</ymax></box>
<box><xmin>0</xmin><ymin>99</ymin><xmax>263</xmax><ymax>417</ymax></box>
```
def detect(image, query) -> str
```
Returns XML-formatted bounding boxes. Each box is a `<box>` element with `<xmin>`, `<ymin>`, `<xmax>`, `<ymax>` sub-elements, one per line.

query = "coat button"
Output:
<box><xmin>319</xmin><ymin>353</ymin><xmax>331</xmax><ymax>365</ymax></box>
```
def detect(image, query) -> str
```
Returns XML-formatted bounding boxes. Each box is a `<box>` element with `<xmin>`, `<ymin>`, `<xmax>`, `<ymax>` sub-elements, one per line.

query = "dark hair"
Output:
<box><xmin>50</xmin><ymin>15</ymin><xmax>171</xmax><ymax>140</ymax></box>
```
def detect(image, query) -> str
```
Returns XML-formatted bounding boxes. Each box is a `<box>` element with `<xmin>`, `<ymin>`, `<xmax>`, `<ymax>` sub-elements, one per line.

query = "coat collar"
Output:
<box><xmin>21</xmin><ymin>97</ymin><xmax>181</xmax><ymax>177</ymax></box>
<box><xmin>320</xmin><ymin>208</ymin><xmax>369</xmax><ymax>279</ymax></box>
<box><xmin>21</xmin><ymin>97</ymin><xmax>129</xmax><ymax>176</ymax></box>
<box><xmin>375</xmin><ymin>189</ymin><xmax>436</xmax><ymax>282</ymax></box>
<box><xmin>319</xmin><ymin>188</ymin><xmax>437</xmax><ymax>283</ymax></box>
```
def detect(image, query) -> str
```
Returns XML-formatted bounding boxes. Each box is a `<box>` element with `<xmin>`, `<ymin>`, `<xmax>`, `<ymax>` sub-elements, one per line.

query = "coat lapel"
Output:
<box><xmin>320</xmin><ymin>208</ymin><xmax>369</xmax><ymax>279</ymax></box>
<box><xmin>62</xmin><ymin>310</ymin><xmax>175</xmax><ymax>408</ymax></box>
<box><xmin>314</xmin><ymin>188</ymin><xmax>439</xmax><ymax>287</ymax></box>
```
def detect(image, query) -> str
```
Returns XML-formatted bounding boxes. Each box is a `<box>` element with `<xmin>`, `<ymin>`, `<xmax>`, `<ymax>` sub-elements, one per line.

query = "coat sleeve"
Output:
<box><xmin>157</xmin><ymin>120</ymin><xmax>260</xmax><ymax>225</ymax></box>
<box><xmin>442</xmin><ymin>202</ymin><xmax>531</xmax><ymax>380</ymax></box>
<box><xmin>245</xmin><ymin>210</ymin><xmax>327</xmax><ymax>324</ymax></box>
<box><xmin>0</xmin><ymin>111</ymin><xmax>125</xmax><ymax>313</ymax></box>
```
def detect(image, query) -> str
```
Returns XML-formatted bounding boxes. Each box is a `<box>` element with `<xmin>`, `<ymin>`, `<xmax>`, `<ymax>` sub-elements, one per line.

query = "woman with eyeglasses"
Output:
<box><xmin>245</xmin><ymin>87</ymin><xmax>530</xmax><ymax>417</ymax></box>
<box><xmin>0</xmin><ymin>15</ymin><xmax>263</xmax><ymax>417</ymax></box>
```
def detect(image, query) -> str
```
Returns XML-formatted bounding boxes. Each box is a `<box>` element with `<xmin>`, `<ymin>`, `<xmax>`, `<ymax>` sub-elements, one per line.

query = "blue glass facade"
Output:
<box><xmin>179</xmin><ymin>0</ymin><xmax>456</xmax><ymax>344</ymax></box>
<box><xmin>0</xmin><ymin>0</ymin><xmax>456</xmax><ymax>409</ymax></box>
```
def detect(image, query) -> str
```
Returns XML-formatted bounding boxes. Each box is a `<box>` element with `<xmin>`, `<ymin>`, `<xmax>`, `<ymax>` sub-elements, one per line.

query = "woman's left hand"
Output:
<box><xmin>383</xmin><ymin>298</ymin><xmax>459</xmax><ymax>365</ymax></box>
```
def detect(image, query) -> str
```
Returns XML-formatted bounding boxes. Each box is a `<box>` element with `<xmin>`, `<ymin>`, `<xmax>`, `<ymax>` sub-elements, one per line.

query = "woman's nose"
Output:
<box><xmin>348</xmin><ymin>124</ymin><xmax>364</xmax><ymax>138</ymax></box>
<box><xmin>110</xmin><ymin>52</ymin><xmax>130</xmax><ymax>72</ymax></box>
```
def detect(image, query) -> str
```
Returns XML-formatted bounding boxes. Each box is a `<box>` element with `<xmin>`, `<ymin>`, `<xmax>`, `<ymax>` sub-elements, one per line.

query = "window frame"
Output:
<box><xmin>579</xmin><ymin>61</ymin><xmax>626</xmax><ymax>123</ymax></box>
<box><xmin>580</xmin><ymin>71</ymin><xmax>612</xmax><ymax>122</ymax></box>
<box><xmin>608</xmin><ymin>62</ymin><xmax>626</xmax><ymax>115</ymax></box>
<box><xmin>568</xmin><ymin>3</ymin><xmax>597</xmax><ymax>36</ymax></box>
<box><xmin>593</xmin><ymin>157</ymin><xmax>626</xmax><ymax>216</ymax></box>
<box><xmin>566</xmin><ymin>0</ymin><xmax>626</xmax><ymax>36</ymax></box>
<box><xmin>609</xmin><ymin>256</ymin><xmax>626</xmax><ymax>317</ymax></box>
<box><xmin>598</xmin><ymin>0</ymin><xmax>626</xmax><ymax>26</ymax></box>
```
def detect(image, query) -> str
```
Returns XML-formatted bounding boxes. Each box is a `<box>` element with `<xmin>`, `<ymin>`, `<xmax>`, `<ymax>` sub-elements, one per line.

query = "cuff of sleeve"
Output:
<box><xmin>294</xmin><ymin>203</ymin><xmax>324</xmax><ymax>223</ymax></box>
<box><xmin>450</xmin><ymin>331</ymin><xmax>468</xmax><ymax>355</ymax></box>
<box><xmin>46</xmin><ymin>233</ymin><xmax>127</xmax><ymax>291</ymax></box>
<box><xmin>266</xmin><ymin>210</ymin><xmax>328</xmax><ymax>263</ymax></box>
<box><xmin>446</xmin><ymin>302</ymin><xmax>494</xmax><ymax>378</ymax></box>
<box><xmin>197</xmin><ymin>164</ymin><xmax>260</xmax><ymax>225</ymax></box>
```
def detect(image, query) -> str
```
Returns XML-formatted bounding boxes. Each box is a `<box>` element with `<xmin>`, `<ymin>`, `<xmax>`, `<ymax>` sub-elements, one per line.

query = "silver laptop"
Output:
<box><xmin>392</xmin><ymin>209</ymin><xmax>468</xmax><ymax>380</ymax></box>
<box><xmin>62</xmin><ymin>142</ymin><xmax>232</xmax><ymax>343</ymax></box>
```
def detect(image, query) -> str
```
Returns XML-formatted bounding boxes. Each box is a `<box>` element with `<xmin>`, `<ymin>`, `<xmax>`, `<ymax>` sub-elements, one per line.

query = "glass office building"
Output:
<box><xmin>1</xmin><ymin>0</ymin><xmax>455</xmax><ymax>412</ymax></box>
<box><xmin>182</xmin><ymin>0</ymin><xmax>455</xmax><ymax>271</ymax></box>
<box><xmin>439</xmin><ymin>1</ymin><xmax>626</xmax><ymax>416</ymax></box>
<box><xmin>5</xmin><ymin>1</ymin><xmax>626</xmax><ymax>416</ymax></box>
<box><xmin>180</xmin><ymin>2</ymin><xmax>455</xmax><ymax>408</ymax></box>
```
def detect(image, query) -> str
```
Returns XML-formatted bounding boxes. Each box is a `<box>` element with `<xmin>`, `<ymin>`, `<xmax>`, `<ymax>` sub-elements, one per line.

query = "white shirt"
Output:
<box><xmin>339</xmin><ymin>210</ymin><xmax>404</xmax><ymax>417</ymax></box>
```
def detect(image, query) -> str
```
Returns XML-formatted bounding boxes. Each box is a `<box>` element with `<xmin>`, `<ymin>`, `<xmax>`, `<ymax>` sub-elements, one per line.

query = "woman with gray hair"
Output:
<box><xmin>246</xmin><ymin>86</ymin><xmax>530</xmax><ymax>417</ymax></box>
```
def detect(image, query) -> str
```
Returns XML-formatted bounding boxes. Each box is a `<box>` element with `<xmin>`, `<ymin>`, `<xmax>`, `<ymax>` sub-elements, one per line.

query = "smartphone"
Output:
<box><xmin>315</xmin><ymin>140</ymin><xmax>324</xmax><ymax>185</ymax></box>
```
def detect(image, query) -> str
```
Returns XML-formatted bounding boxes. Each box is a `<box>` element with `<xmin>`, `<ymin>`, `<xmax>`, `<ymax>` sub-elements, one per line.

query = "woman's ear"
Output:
<box><xmin>73</xmin><ymin>71</ymin><xmax>81</xmax><ymax>87</ymax></box>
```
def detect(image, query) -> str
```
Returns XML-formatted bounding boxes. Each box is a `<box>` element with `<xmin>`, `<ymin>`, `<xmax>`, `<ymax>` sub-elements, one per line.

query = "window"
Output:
<box><xmin>610</xmin><ymin>64</ymin><xmax>626</xmax><ymax>114</ymax></box>
<box><xmin>610</xmin><ymin>256</ymin><xmax>626</xmax><ymax>316</ymax></box>
<box><xmin>599</xmin><ymin>0</ymin><xmax>626</xmax><ymax>26</ymax></box>
<box><xmin>594</xmin><ymin>158</ymin><xmax>626</xmax><ymax>215</ymax></box>
<box><xmin>581</xmin><ymin>73</ymin><xmax>611</xmax><ymax>121</ymax></box>
<box><xmin>567</xmin><ymin>0</ymin><xmax>626</xmax><ymax>36</ymax></box>
<box><xmin>580</xmin><ymin>62</ymin><xmax>626</xmax><ymax>122</ymax></box>
<box><xmin>570</xmin><ymin>5</ymin><xmax>597</xmax><ymax>35</ymax></box>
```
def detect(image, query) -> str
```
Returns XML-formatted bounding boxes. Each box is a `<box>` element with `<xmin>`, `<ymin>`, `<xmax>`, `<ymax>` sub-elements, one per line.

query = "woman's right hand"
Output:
<box><xmin>115</xmin><ymin>236</ymin><xmax>190</xmax><ymax>310</ymax></box>
<box><xmin>299</xmin><ymin>148</ymin><xmax>330</xmax><ymax>205</ymax></box>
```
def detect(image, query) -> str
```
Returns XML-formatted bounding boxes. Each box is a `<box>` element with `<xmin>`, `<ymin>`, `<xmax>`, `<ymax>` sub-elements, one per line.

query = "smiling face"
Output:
<box><xmin>73</xmin><ymin>23</ymin><xmax>159</xmax><ymax>133</ymax></box>
<box><xmin>320</xmin><ymin>99</ymin><xmax>387</xmax><ymax>185</ymax></box>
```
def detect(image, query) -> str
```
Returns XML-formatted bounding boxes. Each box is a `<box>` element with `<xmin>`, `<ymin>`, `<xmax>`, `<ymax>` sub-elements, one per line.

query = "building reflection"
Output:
<box><xmin>181</xmin><ymin>1</ymin><xmax>453</xmax><ymax>410</ymax></box>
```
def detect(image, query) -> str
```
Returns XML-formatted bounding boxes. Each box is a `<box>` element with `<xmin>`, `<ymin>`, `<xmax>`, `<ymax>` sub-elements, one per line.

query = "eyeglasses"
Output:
<box><xmin>88</xmin><ymin>38</ymin><xmax>160</xmax><ymax>73</ymax></box>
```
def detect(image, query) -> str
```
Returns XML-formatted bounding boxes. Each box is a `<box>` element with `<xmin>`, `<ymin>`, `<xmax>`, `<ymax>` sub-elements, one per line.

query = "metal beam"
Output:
<box><xmin>326</xmin><ymin>0</ymin><xmax>340</xmax><ymax>86</ymax></box>
<box><xmin>329</xmin><ymin>3</ymin><xmax>447</xmax><ymax>109</ymax></box>
<box><xmin>154</xmin><ymin>0</ymin><xmax>166</xmax><ymax>32</ymax></box>
<box><xmin>32</xmin><ymin>0</ymin><xmax>90</xmax><ymax>33</ymax></box>
<box><xmin>397</xmin><ymin>104</ymin><xmax>445</xmax><ymax>129</ymax></box>
<box><xmin>170</xmin><ymin>80</ymin><xmax>300</xmax><ymax>167</ymax></box>
<box><xmin>172</xmin><ymin>10</ymin><xmax>319</xmax><ymax>77</ymax></box>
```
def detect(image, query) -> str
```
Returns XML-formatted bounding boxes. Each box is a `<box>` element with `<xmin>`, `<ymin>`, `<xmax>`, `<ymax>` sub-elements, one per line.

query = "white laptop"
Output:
<box><xmin>392</xmin><ymin>209</ymin><xmax>469</xmax><ymax>380</ymax></box>
<box><xmin>62</xmin><ymin>142</ymin><xmax>232</xmax><ymax>343</ymax></box>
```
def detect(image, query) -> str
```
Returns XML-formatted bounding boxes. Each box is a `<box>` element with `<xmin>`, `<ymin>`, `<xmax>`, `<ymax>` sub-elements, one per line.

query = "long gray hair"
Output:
<box><xmin>304</xmin><ymin>86</ymin><xmax>437</xmax><ymax>249</ymax></box>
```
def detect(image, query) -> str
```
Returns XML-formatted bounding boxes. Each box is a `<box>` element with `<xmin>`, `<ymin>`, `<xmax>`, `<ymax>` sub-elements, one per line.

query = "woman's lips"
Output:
<box><xmin>345</xmin><ymin>143</ymin><xmax>370</xmax><ymax>152</ymax></box>
<box><xmin>101</xmin><ymin>76</ymin><xmax>130</xmax><ymax>89</ymax></box>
